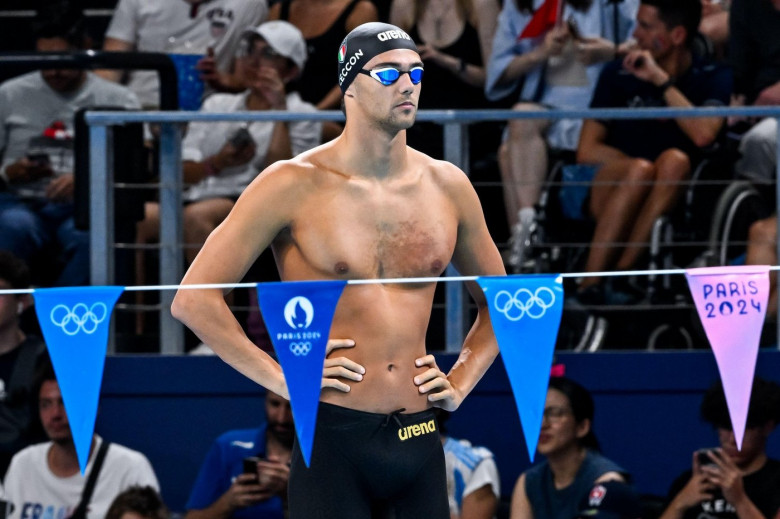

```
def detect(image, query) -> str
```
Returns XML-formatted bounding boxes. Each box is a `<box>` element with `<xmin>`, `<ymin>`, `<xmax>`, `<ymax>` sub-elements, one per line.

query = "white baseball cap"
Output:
<box><xmin>243</xmin><ymin>20</ymin><xmax>307</xmax><ymax>71</ymax></box>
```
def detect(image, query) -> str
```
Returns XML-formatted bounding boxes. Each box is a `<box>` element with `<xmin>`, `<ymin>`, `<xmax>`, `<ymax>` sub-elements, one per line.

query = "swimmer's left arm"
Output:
<box><xmin>416</xmin><ymin>164</ymin><xmax>506</xmax><ymax>411</ymax></box>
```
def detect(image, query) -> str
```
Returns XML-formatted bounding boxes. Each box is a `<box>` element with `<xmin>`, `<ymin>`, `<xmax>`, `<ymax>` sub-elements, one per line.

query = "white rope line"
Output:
<box><xmin>1</xmin><ymin>266</ymin><xmax>778</xmax><ymax>296</ymax></box>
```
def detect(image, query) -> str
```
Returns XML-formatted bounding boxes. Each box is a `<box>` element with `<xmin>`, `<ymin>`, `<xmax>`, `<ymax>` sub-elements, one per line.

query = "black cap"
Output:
<box><xmin>337</xmin><ymin>22</ymin><xmax>418</xmax><ymax>93</ymax></box>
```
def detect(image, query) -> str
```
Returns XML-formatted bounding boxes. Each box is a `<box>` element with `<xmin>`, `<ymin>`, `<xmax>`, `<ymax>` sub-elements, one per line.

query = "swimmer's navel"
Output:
<box><xmin>334</xmin><ymin>261</ymin><xmax>349</xmax><ymax>275</ymax></box>
<box><xmin>387</xmin><ymin>364</ymin><xmax>394</xmax><ymax>372</ymax></box>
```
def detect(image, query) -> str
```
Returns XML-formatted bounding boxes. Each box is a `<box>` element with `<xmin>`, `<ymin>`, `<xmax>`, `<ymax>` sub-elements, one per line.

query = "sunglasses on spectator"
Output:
<box><xmin>359</xmin><ymin>66</ymin><xmax>424</xmax><ymax>86</ymax></box>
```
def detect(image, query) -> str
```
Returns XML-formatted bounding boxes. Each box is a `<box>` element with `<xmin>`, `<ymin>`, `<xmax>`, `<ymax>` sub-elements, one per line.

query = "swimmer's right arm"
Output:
<box><xmin>172</xmin><ymin>163</ymin><xmax>300</xmax><ymax>397</ymax></box>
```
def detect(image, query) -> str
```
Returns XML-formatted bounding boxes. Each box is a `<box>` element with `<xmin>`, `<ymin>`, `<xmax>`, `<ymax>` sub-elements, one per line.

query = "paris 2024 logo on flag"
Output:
<box><xmin>282</xmin><ymin>296</ymin><xmax>317</xmax><ymax>356</ymax></box>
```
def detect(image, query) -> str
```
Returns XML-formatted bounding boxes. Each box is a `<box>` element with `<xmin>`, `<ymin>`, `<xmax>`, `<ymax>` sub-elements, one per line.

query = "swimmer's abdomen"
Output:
<box><xmin>322</xmin><ymin>283</ymin><xmax>437</xmax><ymax>414</ymax></box>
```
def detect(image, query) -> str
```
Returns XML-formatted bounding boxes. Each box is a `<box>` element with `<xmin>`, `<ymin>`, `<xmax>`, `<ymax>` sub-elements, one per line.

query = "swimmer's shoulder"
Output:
<box><xmin>248</xmin><ymin>142</ymin><xmax>342</xmax><ymax>192</ymax></box>
<box><xmin>406</xmin><ymin>145</ymin><xmax>472</xmax><ymax>190</ymax></box>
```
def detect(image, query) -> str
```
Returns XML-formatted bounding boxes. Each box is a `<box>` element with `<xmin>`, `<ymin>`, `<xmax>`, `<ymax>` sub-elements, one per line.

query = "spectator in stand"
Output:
<box><xmin>434</xmin><ymin>408</ymin><xmax>500</xmax><ymax>519</ymax></box>
<box><xmin>106</xmin><ymin>486</ymin><xmax>169</xmax><ymax>519</ymax></box>
<box><xmin>389</xmin><ymin>0</ymin><xmax>502</xmax><ymax>163</ymax></box>
<box><xmin>575</xmin><ymin>0</ymin><xmax>731</xmax><ymax>304</ymax></box>
<box><xmin>509</xmin><ymin>376</ymin><xmax>628</xmax><ymax>519</ymax></box>
<box><xmin>730</xmin><ymin>0</ymin><xmax>780</xmax><ymax>189</ymax></box>
<box><xmin>0</xmin><ymin>251</ymin><xmax>46</xmax><ymax>479</ymax></box>
<box><xmin>133</xmin><ymin>21</ymin><xmax>320</xmax><ymax>338</ymax></box>
<box><xmin>485</xmin><ymin>0</ymin><xmax>638</xmax><ymax>271</ymax></box>
<box><xmin>100</xmin><ymin>0</ymin><xmax>268</xmax><ymax>108</ymax></box>
<box><xmin>0</xmin><ymin>11</ymin><xmax>139</xmax><ymax>287</ymax></box>
<box><xmin>4</xmin><ymin>355</ymin><xmax>159</xmax><ymax>519</ymax></box>
<box><xmin>269</xmin><ymin>0</ymin><xmax>379</xmax><ymax>110</ymax></box>
<box><xmin>659</xmin><ymin>378</ymin><xmax>780</xmax><ymax>519</ymax></box>
<box><xmin>185</xmin><ymin>392</ymin><xmax>293</xmax><ymax>519</ymax></box>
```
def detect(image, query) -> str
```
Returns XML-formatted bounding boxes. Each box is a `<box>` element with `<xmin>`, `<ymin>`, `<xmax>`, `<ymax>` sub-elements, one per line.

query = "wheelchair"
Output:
<box><xmin>523</xmin><ymin>145</ymin><xmax>744</xmax><ymax>350</ymax></box>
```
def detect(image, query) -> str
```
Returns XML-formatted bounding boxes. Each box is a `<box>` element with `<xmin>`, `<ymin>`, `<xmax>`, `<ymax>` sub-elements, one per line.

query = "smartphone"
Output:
<box><xmin>696</xmin><ymin>449</ymin><xmax>716</xmax><ymax>467</ymax></box>
<box><xmin>243</xmin><ymin>456</ymin><xmax>263</xmax><ymax>475</ymax></box>
<box><xmin>229</xmin><ymin>127</ymin><xmax>254</xmax><ymax>150</ymax></box>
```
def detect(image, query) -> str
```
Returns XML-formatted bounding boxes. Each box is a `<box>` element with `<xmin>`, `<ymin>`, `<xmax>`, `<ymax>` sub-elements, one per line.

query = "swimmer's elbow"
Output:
<box><xmin>171</xmin><ymin>289</ymin><xmax>196</xmax><ymax>325</ymax></box>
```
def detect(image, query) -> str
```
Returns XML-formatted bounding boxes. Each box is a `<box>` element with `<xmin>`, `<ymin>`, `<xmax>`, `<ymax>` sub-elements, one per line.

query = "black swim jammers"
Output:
<box><xmin>288</xmin><ymin>402</ymin><xmax>449</xmax><ymax>518</ymax></box>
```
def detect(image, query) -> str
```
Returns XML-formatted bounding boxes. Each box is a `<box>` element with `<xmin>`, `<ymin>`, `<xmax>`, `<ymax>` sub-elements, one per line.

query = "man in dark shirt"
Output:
<box><xmin>659</xmin><ymin>378</ymin><xmax>780</xmax><ymax>519</ymax></box>
<box><xmin>575</xmin><ymin>0</ymin><xmax>731</xmax><ymax>302</ymax></box>
<box><xmin>0</xmin><ymin>250</ymin><xmax>45</xmax><ymax>478</ymax></box>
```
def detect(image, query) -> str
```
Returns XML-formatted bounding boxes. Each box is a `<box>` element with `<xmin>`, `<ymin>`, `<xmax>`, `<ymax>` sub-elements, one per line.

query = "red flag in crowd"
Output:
<box><xmin>518</xmin><ymin>0</ymin><xmax>561</xmax><ymax>39</ymax></box>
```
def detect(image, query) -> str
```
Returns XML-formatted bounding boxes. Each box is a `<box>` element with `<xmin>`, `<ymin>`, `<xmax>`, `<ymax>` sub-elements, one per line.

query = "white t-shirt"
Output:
<box><xmin>4</xmin><ymin>437</ymin><xmax>159</xmax><ymax>519</ymax></box>
<box><xmin>443</xmin><ymin>437</ymin><xmax>501</xmax><ymax>518</ymax></box>
<box><xmin>105</xmin><ymin>0</ymin><xmax>268</xmax><ymax>107</ymax></box>
<box><xmin>181</xmin><ymin>90</ymin><xmax>321</xmax><ymax>201</ymax></box>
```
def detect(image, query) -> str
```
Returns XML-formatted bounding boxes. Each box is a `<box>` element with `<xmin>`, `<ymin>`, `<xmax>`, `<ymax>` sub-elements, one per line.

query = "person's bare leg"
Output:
<box><xmin>615</xmin><ymin>148</ymin><xmax>690</xmax><ymax>270</ymax></box>
<box><xmin>134</xmin><ymin>202</ymin><xmax>160</xmax><ymax>334</ymax></box>
<box><xmin>746</xmin><ymin>215</ymin><xmax>778</xmax><ymax>318</ymax></box>
<box><xmin>498</xmin><ymin>142</ymin><xmax>519</xmax><ymax>229</ymax></box>
<box><xmin>501</xmin><ymin>103</ymin><xmax>553</xmax><ymax>268</ymax></box>
<box><xmin>580</xmin><ymin>158</ymin><xmax>655</xmax><ymax>289</ymax></box>
<box><xmin>503</xmin><ymin>103</ymin><xmax>553</xmax><ymax>215</ymax></box>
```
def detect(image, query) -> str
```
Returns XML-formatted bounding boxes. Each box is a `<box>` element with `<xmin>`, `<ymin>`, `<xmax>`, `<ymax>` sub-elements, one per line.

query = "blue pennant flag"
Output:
<box><xmin>33</xmin><ymin>286</ymin><xmax>125</xmax><ymax>474</ymax></box>
<box><xmin>256</xmin><ymin>280</ymin><xmax>346</xmax><ymax>467</ymax></box>
<box><xmin>476</xmin><ymin>275</ymin><xmax>563</xmax><ymax>462</ymax></box>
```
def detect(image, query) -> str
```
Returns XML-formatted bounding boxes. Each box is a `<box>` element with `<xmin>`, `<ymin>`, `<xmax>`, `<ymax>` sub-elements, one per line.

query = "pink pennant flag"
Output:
<box><xmin>685</xmin><ymin>265</ymin><xmax>770</xmax><ymax>450</ymax></box>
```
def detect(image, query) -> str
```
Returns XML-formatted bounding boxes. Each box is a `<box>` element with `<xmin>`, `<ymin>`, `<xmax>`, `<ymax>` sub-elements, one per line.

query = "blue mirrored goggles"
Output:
<box><xmin>358</xmin><ymin>66</ymin><xmax>424</xmax><ymax>86</ymax></box>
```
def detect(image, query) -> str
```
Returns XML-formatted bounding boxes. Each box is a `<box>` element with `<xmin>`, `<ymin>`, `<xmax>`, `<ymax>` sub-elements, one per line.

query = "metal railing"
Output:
<box><xmin>85</xmin><ymin>106</ymin><xmax>780</xmax><ymax>354</ymax></box>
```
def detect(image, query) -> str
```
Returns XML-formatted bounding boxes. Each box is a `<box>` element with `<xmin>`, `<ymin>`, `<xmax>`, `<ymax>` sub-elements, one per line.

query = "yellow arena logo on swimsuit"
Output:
<box><xmin>397</xmin><ymin>419</ymin><xmax>436</xmax><ymax>441</ymax></box>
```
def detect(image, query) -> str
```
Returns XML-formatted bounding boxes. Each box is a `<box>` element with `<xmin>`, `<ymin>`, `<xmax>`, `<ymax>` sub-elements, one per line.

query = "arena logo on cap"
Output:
<box><xmin>376</xmin><ymin>29</ymin><xmax>411</xmax><ymax>42</ymax></box>
<box><xmin>338</xmin><ymin>48</ymin><xmax>364</xmax><ymax>85</ymax></box>
<box><xmin>338</xmin><ymin>43</ymin><xmax>347</xmax><ymax>63</ymax></box>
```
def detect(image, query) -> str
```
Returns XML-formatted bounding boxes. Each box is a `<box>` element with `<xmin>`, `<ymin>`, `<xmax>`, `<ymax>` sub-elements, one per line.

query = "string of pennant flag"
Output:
<box><xmin>3</xmin><ymin>265</ymin><xmax>773</xmax><ymax>475</ymax></box>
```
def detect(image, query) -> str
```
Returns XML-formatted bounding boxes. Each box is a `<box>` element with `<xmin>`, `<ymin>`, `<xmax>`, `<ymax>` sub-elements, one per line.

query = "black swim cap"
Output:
<box><xmin>337</xmin><ymin>22</ymin><xmax>418</xmax><ymax>93</ymax></box>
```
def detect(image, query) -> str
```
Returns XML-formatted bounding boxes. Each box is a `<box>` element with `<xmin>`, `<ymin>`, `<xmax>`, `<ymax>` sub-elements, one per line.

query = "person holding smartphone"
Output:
<box><xmin>0</xmin><ymin>9</ymin><xmax>139</xmax><ymax>287</ymax></box>
<box><xmin>185</xmin><ymin>392</ymin><xmax>294</xmax><ymax>519</ymax></box>
<box><xmin>659</xmin><ymin>378</ymin><xmax>780</xmax><ymax>519</ymax></box>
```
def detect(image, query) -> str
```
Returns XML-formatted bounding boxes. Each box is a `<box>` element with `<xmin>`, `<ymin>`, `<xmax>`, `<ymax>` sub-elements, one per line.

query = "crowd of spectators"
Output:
<box><xmin>0</xmin><ymin>0</ymin><xmax>778</xmax><ymax>350</ymax></box>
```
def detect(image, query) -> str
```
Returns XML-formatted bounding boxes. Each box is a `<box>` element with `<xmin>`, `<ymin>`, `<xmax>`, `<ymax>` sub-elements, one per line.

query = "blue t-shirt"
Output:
<box><xmin>186</xmin><ymin>425</ymin><xmax>284</xmax><ymax>519</ymax></box>
<box><xmin>589</xmin><ymin>57</ymin><xmax>733</xmax><ymax>161</ymax></box>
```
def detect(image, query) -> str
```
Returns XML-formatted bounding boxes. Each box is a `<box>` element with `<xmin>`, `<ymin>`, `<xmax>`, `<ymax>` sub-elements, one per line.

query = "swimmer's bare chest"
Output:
<box><xmin>271</xmin><ymin>174</ymin><xmax>459</xmax><ymax>411</ymax></box>
<box><xmin>276</xmin><ymin>175</ymin><xmax>458</xmax><ymax>281</ymax></box>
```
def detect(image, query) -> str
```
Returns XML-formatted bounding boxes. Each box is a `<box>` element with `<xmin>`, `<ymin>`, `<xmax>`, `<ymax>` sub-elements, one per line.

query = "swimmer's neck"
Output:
<box><xmin>337</xmin><ymin>122</ymin><xmax>410</xmax><ymax>179</ymax></box>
